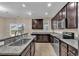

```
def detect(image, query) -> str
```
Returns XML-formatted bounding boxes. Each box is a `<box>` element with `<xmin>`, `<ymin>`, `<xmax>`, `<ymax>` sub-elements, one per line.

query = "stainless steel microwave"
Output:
<box><xmin>63</xmin><ymin>32</ymin><xmax>74</xmax><ymax>39</ymax></box>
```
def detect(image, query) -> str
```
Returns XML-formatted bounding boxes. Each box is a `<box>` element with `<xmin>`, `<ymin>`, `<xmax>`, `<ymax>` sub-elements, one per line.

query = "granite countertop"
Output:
<box><xmin>32</xmin><ymin>32</ymin><xmax>78</xmax><ymax>49</ymax></box>
<box><xmin>0</xmin><ymin>32</ymin><xmax>78</xmax><ymax>55</ymax></box>
<box><xmin>50</xmin><ymin>33</ymin><xmax>78</xmax><ymax>49</ymax></box>
<box><xmin>32</xmin><ymin>32</ymin><xmax>51</xmax><ymax>34</ymax></box>
<box><xmin>0</xmin><ymin>33</ymin><xmax>28</xmax><ymax>41</ymax></box>
<box><xmin>0</xmin><ymin>36</ymin><xmax>11</xmax><ymax>41</ymax></box>
<box><xmin>0</xmin><ymin>35</ymin><xmax>35</xmax><ymax>56</ymax></box>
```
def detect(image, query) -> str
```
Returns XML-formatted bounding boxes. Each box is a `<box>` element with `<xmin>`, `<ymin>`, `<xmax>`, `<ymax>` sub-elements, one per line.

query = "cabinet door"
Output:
<box><xmin>68</xmin><ymin>51</ymin><xmax>75</xmax><ymax>56</ymax></box>
<box><xmin>25</xmin><ymin>50</ymin><xmax>31</xmax><ymax>56</ymax></box>
<box><xmin>68</xmin><ymin>45</ymin><xmax>78</xmax><ymax>56</ymax></box>
<box><xmin>43</xmin><ymin>35</ymin><xmax>49</xmax><ymax>42</ymax></box>
<box><xmin>21</xmin><ymin>45</ymin><xmax>31</xmax><ymax>56</ymax></box>
<box><xmin>37</xmin><ymin>34</ymin><xmax>49</xmax><ymax>43</ymax></box>
<box><xmin>67</xmin><ymin>2</ymin><xmax>77</xmax><ymax>28</ymax></box>
<box><xmin>37</xmin><ymin>35</ymin><xmax>43</xmax><ymax>42</ymax></box>
<box><xmin>30</xmin><ymin>40</ymin><xmax>35</xmax><ymax>56</ymax></box>
<box><xmin>50</xmin><ymin>35</ymin><xmax>53</xmax><ymax>43</ymax></box>
<box><xmin>58</xmin><ymin>7</ymin><xmax>66</xmax><ymax>29</ymax></box>
<box><xmin>60</xmin><ymin>41</ymin><xmax>67</xmax><ymax>56</ymax></box>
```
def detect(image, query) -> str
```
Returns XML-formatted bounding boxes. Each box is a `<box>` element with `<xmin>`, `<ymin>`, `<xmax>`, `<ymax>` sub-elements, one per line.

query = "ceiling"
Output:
<box><xmin>0</xmin><ymin>2</ymin><xmax>67</xmax><ymax>19</ymax></box>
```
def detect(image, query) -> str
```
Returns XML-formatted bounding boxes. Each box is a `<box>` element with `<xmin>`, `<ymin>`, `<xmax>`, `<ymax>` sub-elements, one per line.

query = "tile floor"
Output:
<box><xmin>34</xmin><ymin>43</ymin><xmax>57</xmax><ymax>56</ymax></box>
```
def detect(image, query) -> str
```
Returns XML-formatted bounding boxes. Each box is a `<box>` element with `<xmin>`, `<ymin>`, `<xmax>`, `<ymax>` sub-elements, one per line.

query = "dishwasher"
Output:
<box><xmin>52</xmin><ymin>36</ymin><xmax>59</xmax><ymax>56</ymax></box>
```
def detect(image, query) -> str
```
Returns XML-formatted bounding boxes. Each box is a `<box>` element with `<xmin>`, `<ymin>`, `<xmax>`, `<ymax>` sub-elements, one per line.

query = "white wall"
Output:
<box><xmin>0</xmin><ymin>17</ymin><xmax>51</xmax><ymax>38</ymax></box>
<box><xmin>0</xmin><ymin>16</ymin><xmax>78</xmax><ymax>39</ymax></box>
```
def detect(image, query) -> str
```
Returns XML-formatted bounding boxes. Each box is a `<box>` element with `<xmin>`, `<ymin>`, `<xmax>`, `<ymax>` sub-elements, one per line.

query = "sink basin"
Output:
<box><xmin>9</xmin><ymin>39</ymin><xmax>30</xmax><ymax>46</ymax></box>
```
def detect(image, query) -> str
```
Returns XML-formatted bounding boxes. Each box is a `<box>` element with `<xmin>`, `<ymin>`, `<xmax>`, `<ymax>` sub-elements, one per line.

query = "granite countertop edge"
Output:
<box><xmin>0</xmin><ymin>36</ymin><xmax>35</xmax><ymax>56</ymax></box>
<box><xmin>50</xmin><ymin>33</ymin><xmax>78</xmax><ymax>49</ymax></box>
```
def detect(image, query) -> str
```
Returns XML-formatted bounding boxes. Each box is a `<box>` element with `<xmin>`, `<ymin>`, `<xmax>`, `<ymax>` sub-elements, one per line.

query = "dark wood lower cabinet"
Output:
<box><xmin>48</xmin><ymin>35</ymin><xmax>78</xmax><ymax>56</ymax></box>
<box><xmin>60</xmin><ymin>41</ymin><xmax>78</xmax><ymax>56</ymax></box>
<box><xmin>37</xmin><ymin>35</ymin><xmax>43</xmax><ymax>42</ymax></box>
<box><xmin>50</xmin><ymin>35</ymin><xmax>54</xmax><ymax>43</ymax></box>
<box><xmin>21</xmin><ymin>44</ymin><xmax>31</xmax><ymax>56</ymax></box>
<box><xmin>32</xmin><ymin>34</ymin><xmax>50</xmax><ymax>43</ymax></box>
<box><xmin>30</xmin><ymin>39</ymin><xmax>35</xmax><ymax>56</ymax></box>
<box><xmin>68</xmin><ymin>45</ymin><xmax>78</xmax><ymax>56</ymax></box>
<box><xmin>37</xmin><ymin>34</ymin><xmax>50</xmax><ymax>43</ymax></box>
<box><xmin>60</xmin><ymin>41</ymin><xmax>67</xmax><ymax>56</ymax></box>
<box><xmin>20</xmin><ymin>39</ymin><xmax>35</xmax><ymax>56</ymax></box>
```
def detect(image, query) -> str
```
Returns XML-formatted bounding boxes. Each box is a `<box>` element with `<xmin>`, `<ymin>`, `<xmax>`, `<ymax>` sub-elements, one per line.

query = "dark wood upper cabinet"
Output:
<box><xmin>67</xmin><ymin>2</ymin><xmax>78</xmax><ymax>28</ymax></box>
<box><xmin>51</xmin><ymin>7</ymin><xmax>66</xmax><ymax>29</ymax></box>
<box><xmin>51</xmin><ymin>2</ymin><xmax>78</xmax><ymax>29</ymax></box>
<box><xmin>61</xmin><ymin>7</ymin><xmax>66</xmax><ymax>20</ymax></box>
<box><xmin>32</xmin><ymin>19</ymin><xmax>43</xmax><ymax>29</ymax></box>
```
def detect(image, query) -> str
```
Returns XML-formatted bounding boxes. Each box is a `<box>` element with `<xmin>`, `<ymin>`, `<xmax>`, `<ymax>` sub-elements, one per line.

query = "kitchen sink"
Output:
<box><xmin>9</xmin><ymin>39</ymin><xmax>30</xmax><ymax>46</ymax></box>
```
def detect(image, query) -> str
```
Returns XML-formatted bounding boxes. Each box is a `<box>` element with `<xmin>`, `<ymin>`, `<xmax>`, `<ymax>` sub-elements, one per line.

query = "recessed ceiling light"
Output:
<box><xmin>22</xmin><ymin>4</ymin><xmax>26</xmax><ymax>7</ymax></box>
<box><xmin>45</xmin><ymin>12</ymin><xmax>48</xmax><ymax>15</ymax></box>
<box><xmin>63</xmin><ymin>12</ymin><xmax>66</xmax><ymax>15</ymax></box>
<box><xmin>28</xmin><ymin>12</ymin><xmax>32</xmax><ymax>16</ymax></box>
<box><xmin>70</xmin><ymin>3</ymin><xmax>76</xmax><ymax>7</ymax></box>
<box><xmin>0</xmin><ymin>6</ymin><xmax>8</xmax><ymax>12</ymax></box>
<box><xmin>48</xmin><ymin>3</ymin><xmax>51</xmax><ymax>7</ymax></box>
